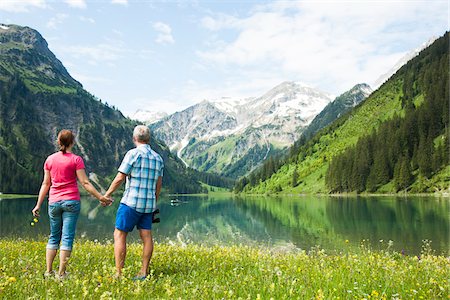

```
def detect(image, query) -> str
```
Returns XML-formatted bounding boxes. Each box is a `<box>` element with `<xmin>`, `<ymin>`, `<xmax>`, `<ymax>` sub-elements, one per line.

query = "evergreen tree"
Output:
<box><xmin>417</xmin><ymin>134</ymin><xmax>433</xmax><ymax>178</ymax></box>
<box><xmin>372</xmin><ymin>149</ymin><xmax>390</xmax><ymax>185</ymax></box>
<box><xmin>292</xmin><ymin>166</ymin><xmax>299</xmax><ymax>188</ymax></box>
<box><xmin>366</xmin><ymin>167</ymin><xmax>378</xmax><ymax>193</ymax></box>
<box><xmin>394</xmin><ymin>155</ymin><xmax>413</xmax><ymax>191</ymax></box>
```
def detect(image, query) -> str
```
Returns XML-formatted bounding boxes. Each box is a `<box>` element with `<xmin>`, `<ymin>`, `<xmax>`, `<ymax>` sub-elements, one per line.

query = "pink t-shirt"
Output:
<box><xmin>44</xmin><ymin>152</ymin><xmax>85</xmax><ymax>203</ymax></box>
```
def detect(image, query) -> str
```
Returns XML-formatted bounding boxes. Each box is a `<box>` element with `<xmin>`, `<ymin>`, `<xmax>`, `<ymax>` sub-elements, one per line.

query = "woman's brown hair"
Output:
<box><xmin>57</xmin><ymin>130</ymin><xmax>75</xmax><ymax>154</ymax></box>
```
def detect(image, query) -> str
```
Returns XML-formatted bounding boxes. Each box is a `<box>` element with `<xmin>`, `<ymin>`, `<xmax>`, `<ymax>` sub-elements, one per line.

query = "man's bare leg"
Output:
<box><xmin>114</xmin><ymin>228</ymin><xmax>128</xmax><ymax>277</ymax></box>
<box><xmin>137</xmin><ymin>229</ymin><xmax>153</xmax><ymax>277</ymax></box>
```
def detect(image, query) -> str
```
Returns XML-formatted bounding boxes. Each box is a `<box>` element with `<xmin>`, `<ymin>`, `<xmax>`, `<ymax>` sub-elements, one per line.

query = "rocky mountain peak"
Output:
<box><xmin>0</xmin><ymin>24</ymin><xmax>47</xmax><ymax>50</ymax></box>
<box><xmin>0</xmin><ymin>24</ymin><xmax>81</xmax><ymax>89</ymax></box>
<box><xmin>349</xmin><ymin>83</ymin><xmax>372</xmax><ymax>97</ymax></box>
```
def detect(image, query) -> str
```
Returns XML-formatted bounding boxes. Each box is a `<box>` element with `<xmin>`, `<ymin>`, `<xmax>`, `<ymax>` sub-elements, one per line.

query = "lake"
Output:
<box><xmin>0</xmin><ymin>194</ymin><xmax>448</xmax><ymax>255</ymax></box>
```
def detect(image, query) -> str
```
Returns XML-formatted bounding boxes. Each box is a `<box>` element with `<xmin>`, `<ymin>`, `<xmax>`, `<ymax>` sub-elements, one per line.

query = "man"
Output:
<box><xmin>104</xmin><ymin>125</ymin><xmax>163</xmax><ymax>280</ymax></box>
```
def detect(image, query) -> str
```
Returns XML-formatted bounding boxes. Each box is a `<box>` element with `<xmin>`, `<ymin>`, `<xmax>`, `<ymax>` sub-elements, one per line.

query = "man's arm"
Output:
<box><xmin>104</xmin><ymin>172</ymin><xmax>127</xmax><ymax>198</ymax></box>
<box><xmin>155</xmin><ymin>176</ymin><xmax>162</xmax><ymax>202</ymax></box>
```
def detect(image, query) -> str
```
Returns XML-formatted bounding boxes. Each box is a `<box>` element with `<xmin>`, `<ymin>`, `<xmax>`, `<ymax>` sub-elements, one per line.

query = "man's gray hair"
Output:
<box><xmin>133</xmin><ymin>125</ymin><xmax>150</xmax><ymax>143</ymax></box>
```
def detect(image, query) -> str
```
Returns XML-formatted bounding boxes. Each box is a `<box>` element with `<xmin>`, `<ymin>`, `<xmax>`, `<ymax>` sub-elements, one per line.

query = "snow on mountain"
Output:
<box><xmin>130</xmin><ymin>109</ymin><xmax>168</xmax><ymax>124</ymax></box>
<box><xmin>154</xmin><ymin>81</ymin><xmax>333</xmax><ymax>148</ymax></box>
<box><xmin>152</xmin><ymin>100</ymin><xmax>238</xmax><ymax>149</ymax></box>
<box><xmin>243</xmin><ymin>81</ymin><xmax>333</xmax><ymax>130</ymax></box>
<box><xmin>150</xmin><ymin>81</ymin><xmax>334</xmax><ymax>177</ymax></box>
<box><xmin>373</xmin><ymin>36</ymin><xmax>437</xmax><ymax>89</ymax></box>
<box><xmin>211</xmin><ymin>96</ymin><xmax>254</xmax><ymax>115</ymax></box>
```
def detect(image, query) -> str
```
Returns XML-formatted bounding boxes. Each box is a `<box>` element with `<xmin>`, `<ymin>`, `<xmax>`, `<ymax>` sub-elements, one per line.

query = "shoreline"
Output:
<box><xmin>236</xmin><ymin>192</ymin><xmax>450</xmax><ymax>198</ymax></box>
<box><xmin>2</xmin><ymin>190</ymin><xmax>449</xmax><ymax>199</ymax></box>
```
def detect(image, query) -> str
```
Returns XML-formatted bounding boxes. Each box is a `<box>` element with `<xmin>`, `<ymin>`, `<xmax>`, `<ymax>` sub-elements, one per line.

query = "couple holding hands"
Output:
<box><xmin>32</xmin><ymin>125</ymin><xmax>164</xmax><ymax>280</ymax></box>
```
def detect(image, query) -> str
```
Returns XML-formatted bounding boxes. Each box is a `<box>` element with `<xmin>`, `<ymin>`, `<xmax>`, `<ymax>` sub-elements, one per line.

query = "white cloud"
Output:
<box><xmin>149</xmin><ymin>74</ymin><xmax>287</xmax><ymax>114</ymax></box>
<box><xmin>56</xmin><ymin>43</ymin><xmax>124</xmax><ymax>65</ymax></box>
<box><xmin>198</xmin><ymin>1</ymin><xmax>448</xmax><ymax>95</ymax></box>
<box><xmin>179</xmin><ymin>75</ymin><xmax>281</xmax><ymax>103</ymax></box>
<box><xmin>65</xmin><ymin>0</ymin><xmax>86</xmax><ymax>9</ymax></box>
<box><xmin>153</xmin><ymin>22</ymin><xmax>175</xmax><ymax>45</ymax></box>
<box><xmin>112</xmin><ymin>29</ymin><xmax>124</xmax><ymax>37</ymax></box>
<box><xmin>0</xmin><ymin>0</ymin><xmax>46</xmax><ymax>12</ymax></box>
<box><xmin>71</xmin><ymin>72</ymin><xmax>113</xmax><ymax>85</ymax></box>
<box><xmin>79</xmin><ymin>16</ymin><xmax>95</xmax><ymax>24</ymax></box>
<box><xmin>138</xmin><ymin>49</ymin><xmax>155</xmax><ymax>60</ymax></box>
<box><xmin>46</xmin><ymin>13</ymin><xmax>68</xmax><ymax>29</ymax></box>
<box><xmin>122</xmin><ymin>97</ymin><xmax>181</xmax><ymax>117</ymax></box>
<box><xmin>111</xmin><ymin>0</ymin><xmax>128</xmax><ymax>5</ymax></box>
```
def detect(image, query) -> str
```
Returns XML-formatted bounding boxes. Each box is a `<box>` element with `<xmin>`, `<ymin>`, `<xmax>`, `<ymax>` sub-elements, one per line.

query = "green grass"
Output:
<box><xmin>0</xmin><ymin>42</ymin><xmax>30</xmax><ymax>51</ymax></box>
<box><xmin>199</xmin><ymin>135</ymin><xmax>240</xmax><ymax>172</ymax></box>
<box><xmin>200</xmin><ymin>182</ymin><xmax>231</xmax><ymax>194</ymax></box>
<box><xmin>23</xmin><ymin>79</ymin><xmax>77</xmax><ymax>94</ymax></box>
<box><xmin>0</xmin><ymin>194</ymin><xmax>37</xmax><ymax>199</ymax></box>
<box><xmin>0</xmin><ymin>240</ymin><xmax>448</xmax><ymax>299</ymax></box>
<box><xmin>409</xmin><ymin>166</ymin><xmax>450</xmax><ymax>194</ymax></box>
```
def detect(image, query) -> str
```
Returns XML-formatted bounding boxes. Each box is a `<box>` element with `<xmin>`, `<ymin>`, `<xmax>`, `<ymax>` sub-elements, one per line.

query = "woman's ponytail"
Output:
<box><xmin>57</xmin><ymin>130</ymin><xmax>75</xmax><ymax>154</ymax></box>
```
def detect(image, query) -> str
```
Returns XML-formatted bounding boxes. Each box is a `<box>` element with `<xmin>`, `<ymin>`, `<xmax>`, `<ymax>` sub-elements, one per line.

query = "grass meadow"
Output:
<box><xmin>0</xmin><ymin>239</ymin><xmax>448</xmax><ymax>299</ymax></box>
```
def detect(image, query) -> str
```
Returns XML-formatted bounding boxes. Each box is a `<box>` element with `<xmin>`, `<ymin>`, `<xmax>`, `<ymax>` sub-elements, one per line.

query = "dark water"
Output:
<box><xmin>0</xmin><ymin>195</ymin><xmax>448</xmax><ymax>255</ymax></box>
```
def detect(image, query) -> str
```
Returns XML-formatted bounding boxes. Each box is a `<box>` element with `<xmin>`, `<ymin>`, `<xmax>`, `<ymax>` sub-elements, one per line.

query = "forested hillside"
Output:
<box><xmin>236</xmin><ymin>33</ymin><xmax>449</xmax><ymax>194</ymax></box>
<box><xmin>326</xmin><ymin>34</ymin><xmax>448</xmax><ymax>193</ymax></box>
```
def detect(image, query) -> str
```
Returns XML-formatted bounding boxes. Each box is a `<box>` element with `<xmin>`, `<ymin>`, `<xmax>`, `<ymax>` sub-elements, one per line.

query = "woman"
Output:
<box><xmin>32</xmin><ymin>129</ymin><xmax>111</xmax><ymax>279</ymax></box>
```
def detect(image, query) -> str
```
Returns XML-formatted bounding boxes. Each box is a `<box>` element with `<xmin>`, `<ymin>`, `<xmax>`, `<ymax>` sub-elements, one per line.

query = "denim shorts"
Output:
<box><xmin>47</xmin><ymin>200</ymin><xmax>80</xmax><ymax>251</ymax></box>
<box><xmin>115</xmin><ymin>203</ymin><xmax>152</xmax><ymax>232</ymax></box>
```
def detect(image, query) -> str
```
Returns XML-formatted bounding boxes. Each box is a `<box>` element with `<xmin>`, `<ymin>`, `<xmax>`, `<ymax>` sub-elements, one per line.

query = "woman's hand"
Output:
<box><xmin>32</xmin><ymin>205</ymin><xmax>41</xmax><ymax>217</ymax></box>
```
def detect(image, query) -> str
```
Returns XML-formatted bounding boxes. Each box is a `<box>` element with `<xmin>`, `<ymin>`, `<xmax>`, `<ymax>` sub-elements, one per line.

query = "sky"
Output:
<box><xmin>0</xmin><ymin>0</ymin><xmax>448</xmax><ymax>116</ymax></box>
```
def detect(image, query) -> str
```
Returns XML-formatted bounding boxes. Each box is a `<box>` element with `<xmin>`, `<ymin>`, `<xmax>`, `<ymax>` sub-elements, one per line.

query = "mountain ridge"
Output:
<box><xmin>301</xmin><ymin>83</ymin><xmax>372</xmax><ymax>140</ymax></box>
<box><xmin>150</xmin><ymin>81</ymin><xmax>334</xmax><ymax>177</ymax></box>
<box><xmin>373</xmin><ymin>36</ymin><xmax>438</xmax><ymax>89</ymax></box>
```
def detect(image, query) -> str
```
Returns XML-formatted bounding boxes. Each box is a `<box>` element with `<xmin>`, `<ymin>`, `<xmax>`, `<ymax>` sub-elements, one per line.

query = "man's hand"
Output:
<box><xmin>32</xmin><ymin>205</ymin><xmax>40</xmax><ymax>217</ymax></box>
<box><xmin>99</xmin><ymin>195</ymin><xmax>113</xmax><ymax>207</ymax></box>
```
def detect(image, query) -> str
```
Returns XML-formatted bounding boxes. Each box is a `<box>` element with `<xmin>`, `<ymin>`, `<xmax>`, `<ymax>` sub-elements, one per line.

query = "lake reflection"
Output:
<box><xmin>0</xmin><ymin>195</ymin><xmax>448</xmax><ymax>255</ymax></box>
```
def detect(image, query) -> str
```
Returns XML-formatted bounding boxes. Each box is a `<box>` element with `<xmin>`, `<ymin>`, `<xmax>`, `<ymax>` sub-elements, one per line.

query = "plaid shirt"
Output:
<box><xmin>118</xmin><ymin>144</ymin><xmax>164</xmax><ymax>213</ymax></box>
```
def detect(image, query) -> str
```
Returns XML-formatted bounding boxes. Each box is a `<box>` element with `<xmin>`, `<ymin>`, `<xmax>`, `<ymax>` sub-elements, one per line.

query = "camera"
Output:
<box><xmin>152</xmin><ymin>208</ymin><xmax>160</xmax><ymax>223</ymax></box>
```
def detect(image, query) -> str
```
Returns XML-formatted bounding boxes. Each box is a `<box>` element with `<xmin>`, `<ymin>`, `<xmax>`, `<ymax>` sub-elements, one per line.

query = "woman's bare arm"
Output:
<box><xmin>32</xmin><ymin>170</ymin><xmax>51</xmax><ymax>217</ymax></box>
<box><xmin>76</xmin><ymin>169</ymin><xmax>112</xmax><ymax>205</ymax></box>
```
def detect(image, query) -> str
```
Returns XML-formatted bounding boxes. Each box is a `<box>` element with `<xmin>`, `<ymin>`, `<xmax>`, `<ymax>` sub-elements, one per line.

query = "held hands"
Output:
<box><xmin>99</xmin><ymin>195</ymin><xmax>113</xmax><ymax>207</ymax></box>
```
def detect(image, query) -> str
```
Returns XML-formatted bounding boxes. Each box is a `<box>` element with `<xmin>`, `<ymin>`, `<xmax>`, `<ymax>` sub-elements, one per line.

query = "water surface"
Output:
<box><xmin>0</xmin><ymin>195</ymin><xmax>448</xmax><ymax>255</ymax></box>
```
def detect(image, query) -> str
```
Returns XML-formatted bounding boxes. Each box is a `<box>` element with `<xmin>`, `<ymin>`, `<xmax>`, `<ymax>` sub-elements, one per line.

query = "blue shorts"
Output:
<box><xmin>115</xmin><ymin>203</ymin><xmax>153</xmax><ymax>232</ymax></box>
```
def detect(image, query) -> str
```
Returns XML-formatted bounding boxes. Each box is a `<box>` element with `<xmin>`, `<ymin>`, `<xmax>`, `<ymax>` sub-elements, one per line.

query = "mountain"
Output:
<box><xmin>150</xmin><ymin>81</ymin><xmax>333</xmax><ymax>178</ymax></box>
<box><xmin>0</xmin><ymin>24</ymin><xmax>204</xmax><ymax>194</ymax></box>
<box><xmin>237</xmin><ymin>32</ymin><xmax>449</xmax><ymax>194</ymax></box>
<box><xmin>130</xmin><ymin>109</ymin><xmax>168</xmax><ymax>124</ymax></box>
<box><xmin>373</xmin><ymin>36</ymin><xmax>437</xmax><ymax>89</ymax></box>
<box><xmin>301</xmin><ymin>83</ymin><xmax>372</xmax><ymax>140</ymax></box>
